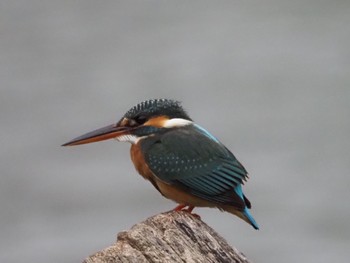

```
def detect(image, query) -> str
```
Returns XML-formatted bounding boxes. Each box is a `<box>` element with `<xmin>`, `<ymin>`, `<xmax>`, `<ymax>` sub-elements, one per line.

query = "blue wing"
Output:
<box><xmin>141</xmin><ymin>124</ymin><xmax>251</xmax><ymax>210</ymax></box>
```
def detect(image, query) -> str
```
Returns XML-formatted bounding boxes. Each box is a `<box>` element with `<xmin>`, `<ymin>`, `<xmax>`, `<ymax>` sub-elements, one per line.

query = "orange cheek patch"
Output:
<box><xmin>144</xmin><ymin>115</ymin><xmax>169</xmax><ymax>127</ymax></box>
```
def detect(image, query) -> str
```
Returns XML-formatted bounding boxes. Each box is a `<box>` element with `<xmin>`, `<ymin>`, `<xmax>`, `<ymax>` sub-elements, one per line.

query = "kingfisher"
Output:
<box><xmin>62</xmin><ymin>99</ymin><xmax>259</xmax><ymax>229</ymax></box>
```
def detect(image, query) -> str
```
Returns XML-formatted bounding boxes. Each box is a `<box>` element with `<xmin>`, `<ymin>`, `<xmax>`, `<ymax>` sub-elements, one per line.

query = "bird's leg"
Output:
<box><xmin>173</xmin><ymin>204</ymin><xmax>187</xmax><ymax>211</ymax></box>
<box><xmin>173</xmin><ymin>204</ymin><xmax>201</xmax><ymax>219</ymax></box>
<box><xmin>183</xmin><ymin>206</ymin><xmax>201</xmax><ymax>219</ymax></box>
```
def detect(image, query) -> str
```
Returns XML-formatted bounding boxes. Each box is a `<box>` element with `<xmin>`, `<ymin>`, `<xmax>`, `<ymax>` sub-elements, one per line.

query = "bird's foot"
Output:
<box><xmin>173</xmin><ymin>205</ymin><xmax>201</xmax><ymax>219</ymax></box>
<box><xmin>173</xmin><ymin>204</ymin><xmax>187</xmax><ymax>211</ymax></box>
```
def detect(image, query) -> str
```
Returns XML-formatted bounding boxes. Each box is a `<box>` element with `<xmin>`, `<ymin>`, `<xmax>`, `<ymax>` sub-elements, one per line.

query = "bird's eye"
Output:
<box><xmin>134</xmin><ymin>115</ymin><xmax>148</xmax><ymax>125</ymax></box>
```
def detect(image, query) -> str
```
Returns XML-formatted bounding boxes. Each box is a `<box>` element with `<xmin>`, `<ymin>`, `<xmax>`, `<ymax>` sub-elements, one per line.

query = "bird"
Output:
<box><xmin>62</xmin><ymin>99</ymin><xmax>259</xmax><ymax>229</ymax></box>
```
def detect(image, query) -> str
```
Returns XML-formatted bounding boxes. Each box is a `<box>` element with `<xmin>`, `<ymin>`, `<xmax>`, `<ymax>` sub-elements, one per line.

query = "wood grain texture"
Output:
<box><xmin>83</xmin><ymin>211</ymin><xmax>251</xmax><ymax>263</ymax></box>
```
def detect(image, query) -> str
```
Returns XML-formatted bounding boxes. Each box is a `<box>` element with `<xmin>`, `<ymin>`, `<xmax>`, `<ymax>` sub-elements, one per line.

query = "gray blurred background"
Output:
<box><xmin>1</xmin><ymin>1</ymin><xmax>349</xmax><ymax>262</ymax></box>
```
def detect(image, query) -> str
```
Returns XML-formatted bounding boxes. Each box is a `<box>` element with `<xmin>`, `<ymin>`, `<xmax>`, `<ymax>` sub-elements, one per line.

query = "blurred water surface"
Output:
<box><xmin>1</xmin><ymin>1</ymin><xmax>350</xmax><ymax>262</ymax></box>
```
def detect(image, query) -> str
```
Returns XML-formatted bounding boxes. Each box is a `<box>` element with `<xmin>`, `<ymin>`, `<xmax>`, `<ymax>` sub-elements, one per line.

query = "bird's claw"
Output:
<box><xmin>173</xmin><ymin>204</ymin><xmax>201</xmax><ymax>219</ymax></box>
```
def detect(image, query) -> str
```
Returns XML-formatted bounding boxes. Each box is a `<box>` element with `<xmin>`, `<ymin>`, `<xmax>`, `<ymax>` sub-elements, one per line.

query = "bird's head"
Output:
<box><xmin>62</xmin><ymin>99</ymin><xmax>192</xmax><ymax>146</ymax></box>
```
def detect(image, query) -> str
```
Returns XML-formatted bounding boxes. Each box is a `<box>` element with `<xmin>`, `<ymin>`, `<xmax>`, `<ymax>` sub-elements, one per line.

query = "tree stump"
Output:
<box><xmin>83</xmin><ymin>211</ymin><xmax>251</xmax><ymax>263</ymax></box>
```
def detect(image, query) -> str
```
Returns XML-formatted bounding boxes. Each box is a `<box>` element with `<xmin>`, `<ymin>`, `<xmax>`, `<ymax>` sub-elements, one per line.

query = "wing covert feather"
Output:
<box><xmin>142</xmin><ymin>125</ymin><xmax>249</xmax><ymax>208</ymax></box>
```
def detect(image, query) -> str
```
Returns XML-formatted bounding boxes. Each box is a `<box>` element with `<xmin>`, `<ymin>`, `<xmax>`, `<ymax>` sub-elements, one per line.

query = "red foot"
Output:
<box><xmin>173</xmin><ymin>204</ymin><xmax>201</xmax><ymax>219</ymax></box>
<box><xmin>173</xmin><ymin>204</ymin><xmax>186</xmax><ymax>211</ymax></box>
<box><xmin>183</xmin><ymin>205</ymin><xmax>194</xmax><ymax>213</ymax></box>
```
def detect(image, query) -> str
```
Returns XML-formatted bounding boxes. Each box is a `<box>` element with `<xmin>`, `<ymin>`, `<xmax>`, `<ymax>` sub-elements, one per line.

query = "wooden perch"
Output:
<box><xmin>83</xmin><ymin>211</ymin><xmax>251</xmax><ymax>263</ymax></box>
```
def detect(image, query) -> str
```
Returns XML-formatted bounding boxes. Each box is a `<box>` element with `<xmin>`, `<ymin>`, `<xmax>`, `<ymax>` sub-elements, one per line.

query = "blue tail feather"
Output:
<box><xmin>234</xmin><ymin>185</ymin><xmax>259</xmax><ymax>230</ymax></box>
<box><xmin>243</xmin><ymin>207</ymin><xmax>259</xmax><ymax>230</ymax></box>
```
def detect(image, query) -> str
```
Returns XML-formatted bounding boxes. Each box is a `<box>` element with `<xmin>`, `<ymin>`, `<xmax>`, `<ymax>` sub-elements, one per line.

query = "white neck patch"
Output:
<box><xmin>115</xmin><ymin>134</ymin><xmax>139</xmax><ymax>144</ymax></box>
<box><xmin>163</xmin><ymin>118</ymin><xmax>193</xmax><ymax>128</ymax></box>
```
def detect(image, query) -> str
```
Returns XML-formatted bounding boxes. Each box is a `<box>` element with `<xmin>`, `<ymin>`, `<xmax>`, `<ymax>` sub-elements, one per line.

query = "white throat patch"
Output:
<box><xmin>163</xmin><ymin>118</ymin><xmax>193</xmax><ymax>128</ymax></box>
<box><xmin>115</xmin><ymin>134</ymin><xmax>139</xmax><ymax>144</ymax></box>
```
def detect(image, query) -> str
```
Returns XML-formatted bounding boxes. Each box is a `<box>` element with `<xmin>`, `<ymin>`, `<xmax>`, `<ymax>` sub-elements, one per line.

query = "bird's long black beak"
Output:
<box><xmin>62</xmin><ymin>124</ymin><xmax>131</xmax><ymax>146</ymax></box>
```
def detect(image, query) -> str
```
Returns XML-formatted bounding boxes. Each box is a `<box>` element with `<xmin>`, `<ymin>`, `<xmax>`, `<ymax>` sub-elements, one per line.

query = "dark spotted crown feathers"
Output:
<box><xmin>124</xmin><ymin>99</ymin><xmax>192</xmax><ymax>121</ymax></box>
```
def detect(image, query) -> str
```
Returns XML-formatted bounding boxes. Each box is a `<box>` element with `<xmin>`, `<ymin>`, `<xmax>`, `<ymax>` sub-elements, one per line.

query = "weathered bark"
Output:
<box><xmin>83</xmin><ymin>211</ymin><xmax>251</xmax><ymax>263</ymax></box>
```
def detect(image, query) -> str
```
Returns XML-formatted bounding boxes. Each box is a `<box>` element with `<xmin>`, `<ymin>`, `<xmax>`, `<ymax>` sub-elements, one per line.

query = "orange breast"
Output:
<box><xmin>130</xmin><ymin>143</ymin><xmax>154</xmax><ymax>180</ymax></box>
